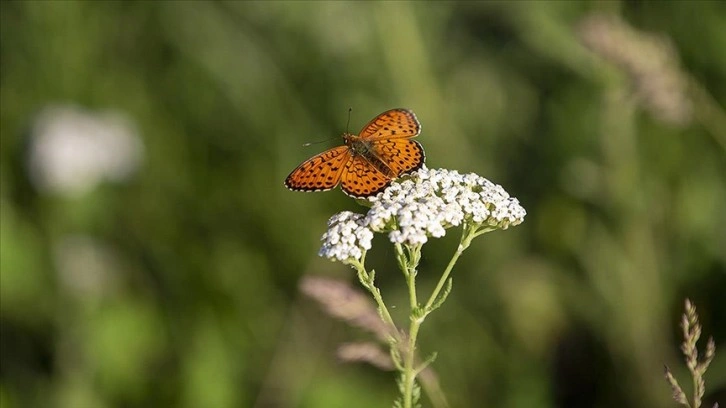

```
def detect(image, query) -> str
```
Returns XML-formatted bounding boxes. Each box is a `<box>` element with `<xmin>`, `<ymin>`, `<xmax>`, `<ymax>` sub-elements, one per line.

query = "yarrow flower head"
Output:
<box><xmin>366</xmin><ymin>167</ymin><xmax>526</xmax><ymax>245</ymax></box>
<box><xmin>319</xmin><ymin>211</ymin><xmax>373</xmax><ymax>263</ymax></box>
<box><xmin>319</xmin><ymin>167</ymin><xmax>526</xmax><ymax>262</ymax></box>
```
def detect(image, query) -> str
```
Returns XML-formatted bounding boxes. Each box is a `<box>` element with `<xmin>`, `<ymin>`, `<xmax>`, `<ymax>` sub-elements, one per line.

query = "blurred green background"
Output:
<box><xmin>1</xmin><ymin>1</ymin><xmax>725</xmax><ymax>407</ymax></box>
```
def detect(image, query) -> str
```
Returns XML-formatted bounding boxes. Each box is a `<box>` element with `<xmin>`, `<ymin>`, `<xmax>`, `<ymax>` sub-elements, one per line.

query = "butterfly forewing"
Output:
<box><xmin>285</xmin><ymin>146</ymin><xmax>350</xmax><ymax>192</ymax></box>
<box><xmin>358</xmin><ymin>109</ymin><xmax>421</xmax><ymax>140</ymax></box>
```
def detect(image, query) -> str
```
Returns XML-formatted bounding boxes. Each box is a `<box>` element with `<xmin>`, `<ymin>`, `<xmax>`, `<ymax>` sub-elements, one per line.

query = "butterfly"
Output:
<box><xmin>285</xmin><ymin>108</ymin><xmax>425</xmax><ymax>198</ymax></box>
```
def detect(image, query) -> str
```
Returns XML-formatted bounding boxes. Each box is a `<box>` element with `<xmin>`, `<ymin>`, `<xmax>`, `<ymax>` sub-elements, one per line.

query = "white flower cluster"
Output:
<box><xmin>318</xmin><ymin>168</ymin><xmax>526</xmax><ymax>262</ymax></box>
<box><xmin>319</xmin><ymin>211</ymin><xmax>373</xmax><ymax>263</ymax></box>
<box><xmin>367</xmin><ymin>167</ymin><xmax>526</xmax><ymax>245</ymax></box>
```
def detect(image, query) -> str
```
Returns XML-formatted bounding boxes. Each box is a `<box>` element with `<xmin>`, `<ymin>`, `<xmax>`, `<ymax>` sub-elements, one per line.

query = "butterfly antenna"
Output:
<box><xmin>302</xmin><ymin>108</ymin><xmax>354</xmax><ymax>147</ymax></box>
<box><xmin>345</xmin><ymin>107</ymin><xmax>353</xmax><ymax>134</ymax></box>
<box><xmin>302</xmin><ymin>138</ymin><xmax>336</xmax><ymax>147</ymax></box>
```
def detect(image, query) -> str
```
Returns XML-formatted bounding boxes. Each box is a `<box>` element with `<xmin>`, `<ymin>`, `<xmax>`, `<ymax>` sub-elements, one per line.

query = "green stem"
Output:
<box><xmin>403</xmin><ymin>315</ymin><xmax>422</xmax><ymax>408</ymax></box>
<box><xmin>395</xmin><ymin>243</ymin><xmax>409</xmax><ymax>274</ymax></box>
<box><xmin>423</xmin><ymin>226</ymin><xmax>473</xmax><ymax>311</ymax></box>
<box><xmin>424</xmin><ymin>224</ymin><xmax>495</xmax><ymax>311</ymax></box>
<box><xmin>353</xmin><ymin>261</ymin><xmax>399</xmax><ymax>342</ymax></box>
<box><xmin>397</xmin><ymin>243</ymin><xmax>421</xmax><ymax>408</ymax></box>
<box><xmin>399</xmin><ymin>225</ymin><xmax>482</xmax><ymax>408</ymax></box>
<box><xmin>369</xmin><ymin>281</ymin><xmax>398</xmax><ymax>339</ymax></box>
<box><xmin>396</xmin><ymin>243</ymin><xmax>419</xmax><ymax>310</ymax></box>
<box><xmin>423</xmin><ymin>247</ymin><xmax>462</xmax><ymax>312</ymax></box>
<box><xmin>471</xmin><ymin>226</ymin><xmax>496</xmax><ymax>240</ymax></box>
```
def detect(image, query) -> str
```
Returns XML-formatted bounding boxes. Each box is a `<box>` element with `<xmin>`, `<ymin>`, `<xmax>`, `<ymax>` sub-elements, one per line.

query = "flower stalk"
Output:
<box><xmin>316</xmin><ymin>168</ymin><xmax>526</xmax><ymax>407</ymax></box>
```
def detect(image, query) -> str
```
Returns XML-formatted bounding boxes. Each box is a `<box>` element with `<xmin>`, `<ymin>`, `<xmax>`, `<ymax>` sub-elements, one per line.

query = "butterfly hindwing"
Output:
<box><xmin>340</xmin><ymin>155</ymin><xmax>391</xmax><ymax>198</ymax></box>
<box><xmin>372</xmin><ymin>139</ymin><xmax>425</xmax><ymax>176</ymax></box>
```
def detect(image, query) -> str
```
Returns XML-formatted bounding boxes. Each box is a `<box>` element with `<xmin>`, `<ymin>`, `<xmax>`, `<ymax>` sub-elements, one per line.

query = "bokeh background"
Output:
<box><xmin>1</xmin><ymin>1</ymin><xmax>725</xmax><ymax>407</ymax></box>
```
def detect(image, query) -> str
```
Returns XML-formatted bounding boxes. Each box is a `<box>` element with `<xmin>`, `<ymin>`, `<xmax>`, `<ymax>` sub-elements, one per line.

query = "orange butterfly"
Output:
<box><xmin>285</xmin><ymin>108</ymin><xmax>425</xmax><ymax>198</ymax></box>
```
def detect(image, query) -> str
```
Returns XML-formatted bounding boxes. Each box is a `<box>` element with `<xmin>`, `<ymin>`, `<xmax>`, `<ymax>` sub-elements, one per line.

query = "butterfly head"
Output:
<box><xmin>342</xmin><ymin>133</ymin><xmax>358</xmax><ymax>147</ymax></box>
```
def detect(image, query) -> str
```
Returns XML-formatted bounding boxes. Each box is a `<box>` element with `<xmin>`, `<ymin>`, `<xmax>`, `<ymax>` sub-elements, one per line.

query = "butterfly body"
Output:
<box><xmin>343</xmin><ymin>135</ymin><xmax>394</xmax><ymax>178</ymax></box>
<box><xmin>285</xmin><ymin>109</ymin><xmax>425</xmax><ymax>198</ymax></box>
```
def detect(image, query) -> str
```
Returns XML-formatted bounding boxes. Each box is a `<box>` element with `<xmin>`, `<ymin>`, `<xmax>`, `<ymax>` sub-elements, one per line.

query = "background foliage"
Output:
<box><xmin>1</xmin><ymin>1</ymin><xmax>725</xmax><ymax>407</ymax></box>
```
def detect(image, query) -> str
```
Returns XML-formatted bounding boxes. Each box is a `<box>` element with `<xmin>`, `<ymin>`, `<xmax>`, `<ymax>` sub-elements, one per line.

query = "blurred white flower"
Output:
<box><xmin>27</xmin><ymin>105</ymin><xmax>144</xmax><ymax>196</ymax></box>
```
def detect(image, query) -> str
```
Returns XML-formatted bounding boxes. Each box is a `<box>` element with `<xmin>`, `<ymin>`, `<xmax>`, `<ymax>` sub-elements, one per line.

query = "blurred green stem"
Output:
<box><xmin>689</xmin><ymin>78</ymin><xmax>726</xmax><ymax>153</ymax></box>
